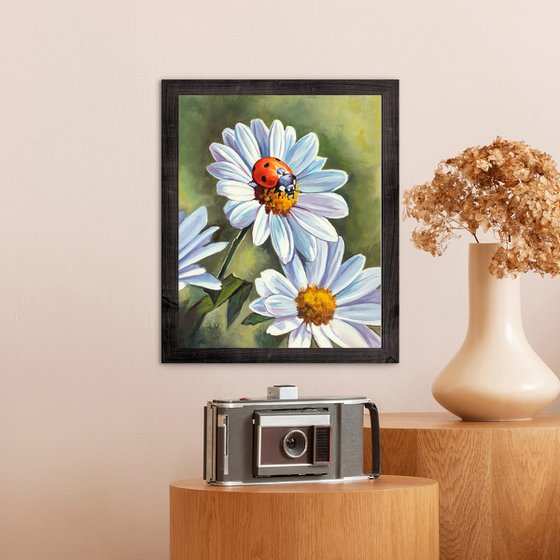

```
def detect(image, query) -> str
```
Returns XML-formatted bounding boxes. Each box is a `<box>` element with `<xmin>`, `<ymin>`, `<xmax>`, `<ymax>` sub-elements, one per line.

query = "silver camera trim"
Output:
<box><xmin>214</xmin><ymin>397</ymin><xmax>369</xmax><ymax>409</ymax></box>
<box><xmin>205</xmin><ymin>405</ymin><xmax>216</xmax><ymax>482</ymax></box>
<box><xmin>212</xmin><ymin>475</ymin><xmax>370</xmax><ymax>487</ymax></box>
<box><xmin>258</xmin><ymin>414</ymin><xmax>330</xmax><ymax>427</ymax></box>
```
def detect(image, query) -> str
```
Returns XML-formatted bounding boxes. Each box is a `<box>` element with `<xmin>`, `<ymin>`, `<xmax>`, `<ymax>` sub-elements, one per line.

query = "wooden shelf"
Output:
<box><xmin>170</xmin><ymin>476</ymin><xmax>439</xmax><ymax>560</ymax></box>
<box><xmin>364</xmin><ymin>412</ymin><xmax>560</xmax><ymax>559</ymax></box>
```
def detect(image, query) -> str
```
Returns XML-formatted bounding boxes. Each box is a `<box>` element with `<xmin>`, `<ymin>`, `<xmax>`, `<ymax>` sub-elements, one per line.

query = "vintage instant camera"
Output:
<box><xmin>204</xmin><ymin>385</ymin><xmax>380</xmax><ymax>485</ymax></box>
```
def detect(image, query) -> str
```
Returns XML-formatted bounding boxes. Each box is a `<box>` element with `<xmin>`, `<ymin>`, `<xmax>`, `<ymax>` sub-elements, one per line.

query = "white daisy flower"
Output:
<box><xmin>207</xmin><ymin>119</ymin><xmax>349</xmax><ymax>264</ymax></box>
<box><xmin>248</xmin><ymin>237</ymin><xmax>381</xmax><ymax>348</ymax></box>
<box><xmin>178</xmin><ymin>207</ymin><xmax>228</xmax><ymax>291</ymax></box>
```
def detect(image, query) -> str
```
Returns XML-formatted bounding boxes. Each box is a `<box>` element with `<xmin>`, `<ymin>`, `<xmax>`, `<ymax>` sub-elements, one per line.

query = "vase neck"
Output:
<box><xmin>467</xmin><ymin>244</ymin><xmax>524</xmax><ymax>334</ymax></box>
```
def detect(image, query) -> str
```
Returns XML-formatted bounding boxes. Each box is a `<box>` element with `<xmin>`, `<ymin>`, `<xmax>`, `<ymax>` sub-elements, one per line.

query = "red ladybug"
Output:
<box><xmin>251</xmin><ymin>157</ymin><xmax>297</xmax><ymax>199</ymax></box>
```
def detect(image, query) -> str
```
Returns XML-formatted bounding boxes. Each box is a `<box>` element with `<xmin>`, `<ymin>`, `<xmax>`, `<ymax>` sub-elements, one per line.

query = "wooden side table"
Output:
<box><xmin>364</xmin><ymin>413</ymin><xmax>560</xmax><ymax>559</ymax></box>
<box><xmin>170</xmin><ymin>476</ymin><xmax>439</xmax><ymax>560</ymax></box>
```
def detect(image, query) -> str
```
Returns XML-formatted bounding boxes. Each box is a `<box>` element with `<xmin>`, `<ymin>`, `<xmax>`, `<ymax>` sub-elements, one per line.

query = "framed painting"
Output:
<box><xmin>162</xmin><ymin>80</ymin><xmax>399</xmax><ymax>363</ymax></box>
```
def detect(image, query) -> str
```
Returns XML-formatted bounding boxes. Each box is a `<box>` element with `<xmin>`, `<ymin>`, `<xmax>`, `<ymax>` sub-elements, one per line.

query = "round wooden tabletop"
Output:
<box><xmin>171</xmin><ymin>474</ymin><xmax>435</xmax><ymax>493</ymax></box>
<box><xmin>170</xmin><ymin>475</ymin><xmax>439</xmax><ymax>560</ymax></box>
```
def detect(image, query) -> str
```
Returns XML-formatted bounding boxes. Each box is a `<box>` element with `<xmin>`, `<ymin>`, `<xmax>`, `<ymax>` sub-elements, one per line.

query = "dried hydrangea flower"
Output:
<box><xmin>403</xmin><ymin>137</ymin><xmax>560</xmax><ymax>278</ymax></box>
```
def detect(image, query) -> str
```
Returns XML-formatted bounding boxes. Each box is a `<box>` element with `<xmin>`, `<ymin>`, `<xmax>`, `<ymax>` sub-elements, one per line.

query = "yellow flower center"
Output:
<box><xmin>254</xmin><ymin>184</ymin><xmax>299</xmax><ymax>215</ymax></box>
<box><xmin>295</xmin><ymin>285</ymin><xmax>337</xmax><ymax>326</ymax></box>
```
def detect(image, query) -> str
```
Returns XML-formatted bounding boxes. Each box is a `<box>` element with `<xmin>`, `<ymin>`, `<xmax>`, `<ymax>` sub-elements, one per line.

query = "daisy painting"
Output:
<box><xmin>249</xmin><ymin>238</ymin><xmax>381</xmax><ymax>348</ymax></box>
<box><xmin>207</xmin><ymin>119</ymin><xmax>348</xmax><ymax>264</ymax></box>
<box><xmin>178</xmin><ymin>207</ymin><xmax>227</xmax><ymax>291</ymax></box>
<box><xmin>162</xmin><ymin>80</ymin><xmax>399</xmax><ymax>363</ymax></box>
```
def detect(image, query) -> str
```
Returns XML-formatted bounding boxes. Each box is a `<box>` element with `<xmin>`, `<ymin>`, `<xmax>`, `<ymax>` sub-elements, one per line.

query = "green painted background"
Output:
<box><xmin>178</xmin><ymin>95</ymin><xmax>382</xmax><ymax>348</ymax></box>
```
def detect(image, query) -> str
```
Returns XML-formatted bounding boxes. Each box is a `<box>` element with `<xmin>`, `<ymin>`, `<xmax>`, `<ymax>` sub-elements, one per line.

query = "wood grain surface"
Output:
<box><xmin>364</xmin><ymin>412</ymin><xmax>560</xmax><ymax>559</ymax></box>
<box><xmin>170</xmin><ymin>476</ymin><xmax>438</xmax><ymax>560</ymax></box>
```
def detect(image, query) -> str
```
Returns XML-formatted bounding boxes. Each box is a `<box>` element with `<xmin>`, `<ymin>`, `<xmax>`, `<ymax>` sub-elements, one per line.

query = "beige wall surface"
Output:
<box><xmin>1</xmin><ymin>1</ymin><xmax>559</xmax><ymax>558</ymax></box>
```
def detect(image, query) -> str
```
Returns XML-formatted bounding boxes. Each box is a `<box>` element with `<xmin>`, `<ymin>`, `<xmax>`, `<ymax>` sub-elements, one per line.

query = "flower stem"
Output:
<box><xmin>473</xmin><ymin>230</ymin><xmax>480</xmax><ymax>243</ymax></box>
<box><xmin>217</xmin><ymin>226</ymin><xmax>250</xmax><ymax>279</ymax></box>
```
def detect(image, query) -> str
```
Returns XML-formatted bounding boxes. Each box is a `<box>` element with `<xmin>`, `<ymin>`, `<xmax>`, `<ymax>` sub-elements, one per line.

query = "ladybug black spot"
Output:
<box><xmin>274</xmin><ymin>158</ymin><xmax>280</xmax><ymax>161</ymax></box>
<box><xmin>264</xmin><ymin>162</ymin><xmax>270</xmax><ymax>168</ymax></box>
<box><xmin>261</xmin><ymin>176</ymin><xmax>267</xmax><ymax>182</ymax></box>
<box><xmin>252</xmin><ymin>164</ymin><xmax>256</xmax><ymax>171</ymax></box>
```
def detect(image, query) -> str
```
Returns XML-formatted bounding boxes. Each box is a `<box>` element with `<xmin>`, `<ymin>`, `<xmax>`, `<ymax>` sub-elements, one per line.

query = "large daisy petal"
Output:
<box><xmin>250</xmin><ymin>119</ymin><xmax>270</xmax><ymax>157</ymax></box>
<box><xmin>228</xmin><ymin>200</ymin><xmax>260</xmax><ymax>228</ymax></box>
<box><xmin>322</xmin><ymin>319</ymin><xmax>369</xmax><ymax>348</ymax></box>
<box><xmin>179</xmin><ymin>241</ymin><xmax>228</xmax><ymax>269</ymax></box>
<box><xmin>264</xmin><ymin>295</ymin><xmax>297</xmax><ymax>317</ymax></box>
<box><xmin>268</xmin><ymin>120</ymin><xmax>285</xmax><ymax>160</ymax></box>
<box><xmin>298</xmin><ymin>170</ymin><xmax>348</xmax><ymax>193</ymax></box>
<box><xmin>267</xmin><ymin>317</ymin><xmax>301</xmax><ymax>336</ymax></box>
<box><xmin>304</xmin><ymin>239</ymin><xmax>328</xmax><ymax>285</ymax></box>
<box><xmin>286</xmin><ymin>215</ymin><xmax>318</xmax><ymax>262</ymax></box>
<box><xmin>290</xmin><ymin>207</ymin><xmax>338</xmax><ymax>242</ymax></box>
<box><xmin>298</xmin><ymin>157</ymin><xmax>327</xmax><ymax>179</ymax></box>
<box><xmin>179</xmin><ymin>264</ymin><xmax>205</xmax><ymax>278</ymax></box>
<box><xmin>207</xmin><ymin>162</ymin><xmax>251</xmax><ymax>182</ymax></box>
<box><xmin>282</xmin><ymin>253</ymin><xmax>308</xmax><ymax>290</ymax></box>
<box><xmin>249</xmin><ymin>297</ymin><xmax>273</xmax><ymax>317</ymax></box>
<box><xmin>234</xmin><ymin>123</ymin><xmax>261</xmax><ymax>168</ymax></box>
<box><xmin>185</xmin><ymin>272</ymin><xmax>222</xmax><ymax>291</ymax></box>
<box><xmin>260</xmin><ymin>269</ymin><xmax>298</xmax><ymax>298</ymax></box>
<box><xmin>289</xmin><ymin>322</ymin><xmax>312</xmax><ymax>348</ymax></box>
<box><xmin>270</xmin><ymin>215</ymin><xmax>294</xmax><ymax>264</ymax></box>
<box><xmin>285</xmin><ymin>133</ymin><xmax>319</xmax><ymax>175</ymax></box>
<box><xmin>179</xmin><ymin>226</ymin><xmax>219</xmax><ymax>261</ymax></box>
<box><xmin>311</xmin><ymin>324</ymin><xmax>333</xmax><ymax>348</ymax></box>
<box><xmin>335</xmin><ymin>302</ymin><xmax>381</xmax><ymax>325</ymax></box>
<box><xmin>336</xmin><ymin>268</ymin><xmax>382</xmax><ymax>306</ymax></box>
<box><xmin>297</xmin><ymin>193</ymin><xmax>349</xmax><ymax>219</ymax></box>
<box><xmin>322</xmin><ymin>320</ymin><xmax>380</xmax><ymax>348</ymax></box>
<box><xmin>321</xmin><ymin>237</ymin><xmax>345</xmax><ymax>288</ymax></box>
<box><xmin>222</xmin><ymin>128</ymin><xmax>237</xmax><ymax>150</ymax></box>
<box><xmin>285</xmin><ymin>126</ymin><xmax>296</xmax><ymax>153</ymax></box>
<box><xmin>254</xmin><ymin>278</ymin><xmax>273</xmax><ymax>298</ymax></box>
<box><xmin>252</xmin><ymin>205</ymin><xmax>271</xmax><ymax>246</ymax></box>
<box><xmin>224</xmin><ymin>200</ymin><xmax>241</xmax><ymax>220</ymax></box>
<box><xmin>353</xmin><ymin>324</ymin><xmax>382</xmax><ymax>348</ymax></box>
<box><xmin>216</xmin><ymin>180</ymin><xmax>255</xmax><ymax>201</ymax></box>
<box><xmin>179</xmin><ymin>207</ymin><xmax>207</xmax><ymax>246</ymax></box>
<box><xmin>209</xmin><ymin>143</ymin><xmax>248</xmax><ymax>172</ymax></box>
<box><xmin>329</xmin><ymin>254</ymin><xmax>366</xmax><ymax>294</ymax></box>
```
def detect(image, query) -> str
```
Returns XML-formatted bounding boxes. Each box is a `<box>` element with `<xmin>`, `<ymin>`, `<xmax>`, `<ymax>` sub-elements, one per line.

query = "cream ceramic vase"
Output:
<box><xmin>432</xmin><ymin>242</ymin><xmax>560</xmax><ymax>421</ymax></box>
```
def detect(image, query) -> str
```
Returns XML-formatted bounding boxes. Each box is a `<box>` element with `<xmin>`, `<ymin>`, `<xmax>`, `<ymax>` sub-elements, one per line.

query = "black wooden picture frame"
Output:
<box><xmin>162</xmin><ymin>79</ymin><xmax>399</xmax><ymax>363</ymax></box>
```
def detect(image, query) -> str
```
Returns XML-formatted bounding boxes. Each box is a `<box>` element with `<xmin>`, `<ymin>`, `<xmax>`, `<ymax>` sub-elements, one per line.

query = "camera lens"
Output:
<box><xmin>282</xmin><ymin>429</ymin><xmax>308</xmax><ymax>459</ymax></box>
<box><xmin>285</xmin><ymin>436</ymin><xmax>297</xmax><ymax>449</ymax></box>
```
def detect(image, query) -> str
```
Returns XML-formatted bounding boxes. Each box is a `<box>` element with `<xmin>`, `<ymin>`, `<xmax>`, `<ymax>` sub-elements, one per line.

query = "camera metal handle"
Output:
<box><xmin>364</xmin><ymin>401</ymin><xmax>381</xmax><ymax>479</ymax></box>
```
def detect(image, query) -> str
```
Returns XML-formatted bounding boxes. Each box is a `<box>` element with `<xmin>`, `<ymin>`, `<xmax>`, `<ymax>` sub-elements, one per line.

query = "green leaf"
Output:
<box><xmin>196</xmin><ymin>294</ymin><xmax>215</xmax><ymax>315</ymax></box>
<box><xmin>179</xmin><ymin>293</ymin><xmax>214</xmax><ymax>344</ymax></box>
<box><xmin>241</xmin><ymin>312</ymin><xmax>273</xmax><ymax>326</ymax></box>
<box><xmin>263</xmin><ymin>332</ymin><xmax>288</xmax><ymax>348</ymax></box>
<box><xmin>210</xmin><ymin>274</ymin><xmax>246</xmax><ymax>308</ymax></box>
<box><xmin>227</xmin><ymin>282</ymin><xmax>252</xmax><ymax>327</ymax></box>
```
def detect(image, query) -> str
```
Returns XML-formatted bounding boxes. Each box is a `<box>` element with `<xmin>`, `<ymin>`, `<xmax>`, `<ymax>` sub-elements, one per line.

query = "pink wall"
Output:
<box><xmin>1</xmin><ymin>0</ymin><xmax>559</xmax><ymax>558</ymax></box>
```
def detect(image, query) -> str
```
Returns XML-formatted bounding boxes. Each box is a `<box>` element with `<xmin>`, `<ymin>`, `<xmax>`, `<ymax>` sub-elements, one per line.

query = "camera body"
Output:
<box><xmin>204</xmin><ymin>386</ymin><xmax>380</xmax><ymax>485</ymax></box>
